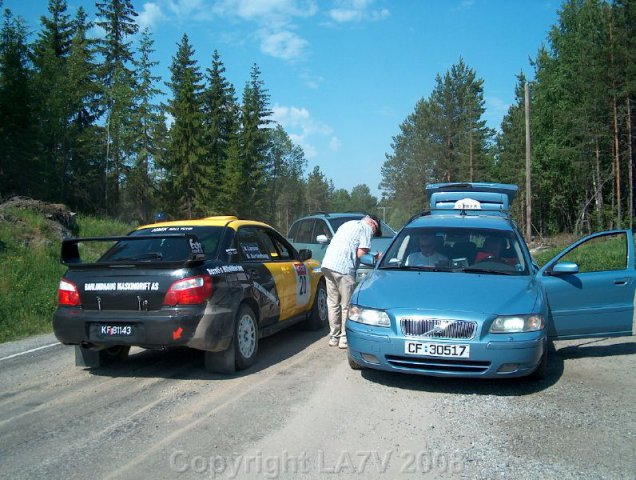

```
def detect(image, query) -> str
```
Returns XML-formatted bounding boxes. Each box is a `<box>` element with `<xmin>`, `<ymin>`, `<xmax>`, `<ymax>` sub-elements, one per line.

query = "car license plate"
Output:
<box><xmin>97</xmin><ymin>324</ymin><xmax>134</xmax><ymax>337</ymax></box>
<box><xmin>404</xmin><ymin>341</ymin><xmax>470</xmax><ymax>358</ymax></box>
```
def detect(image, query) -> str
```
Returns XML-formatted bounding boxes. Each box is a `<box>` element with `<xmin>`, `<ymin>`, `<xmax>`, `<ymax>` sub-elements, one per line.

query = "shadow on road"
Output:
<box><xmin>556</xmin><ymin>339</ymin><xmax>635</xmax><ymax>359</ymax></box>
<box><xmin>357</xmin><ymin>344</ymin><xmax>565</xmax><ymax>396</ymax></box>
<box><xmin>85</xmin><ymin>325</ymin><xmax>329</xmax><ymax>381</ymax></box>
<box><xmin>357</xmin><ymin>337</ymin><xmax>635</xmax><ymax>395</ymax></box>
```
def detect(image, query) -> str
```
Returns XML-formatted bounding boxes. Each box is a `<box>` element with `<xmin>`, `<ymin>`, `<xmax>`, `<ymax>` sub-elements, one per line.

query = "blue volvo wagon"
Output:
<box><xmin>346</xmin><ymin>183</ymin><xmax>634</xmax><ymax>379</ymax></box>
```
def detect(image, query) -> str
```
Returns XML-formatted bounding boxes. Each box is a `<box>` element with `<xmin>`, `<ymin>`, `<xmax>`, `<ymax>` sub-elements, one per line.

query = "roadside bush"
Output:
<box><xmin>0</xmin><ymin>209</ymin><xmax>133</xmax><ymax>343</ymax></box>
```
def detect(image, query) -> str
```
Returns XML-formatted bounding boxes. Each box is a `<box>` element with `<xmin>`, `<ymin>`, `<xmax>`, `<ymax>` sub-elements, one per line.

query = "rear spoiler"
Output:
<box><xmin>61</xmin><ymin>233</ymin><xmax>206</xmax><ymax>267</ymax></box>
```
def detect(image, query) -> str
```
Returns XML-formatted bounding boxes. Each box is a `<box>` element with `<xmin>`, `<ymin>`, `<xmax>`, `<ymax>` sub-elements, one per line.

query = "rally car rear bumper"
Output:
<box><xmin>53</xmin><ymin>304</ymin><xmax>235</xmax><ymax>352</ymax></box>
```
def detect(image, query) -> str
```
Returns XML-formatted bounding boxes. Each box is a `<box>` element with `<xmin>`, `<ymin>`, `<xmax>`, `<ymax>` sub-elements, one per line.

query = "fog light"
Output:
<box><xmin>361</xmin><ymin>353</ymin><xmax>380</xmax><ymax>364</ymax></box>
<box><xmin>498</xmin><ymin>363</ymin><xmax>519</xmax><ymax>373</ymax></box>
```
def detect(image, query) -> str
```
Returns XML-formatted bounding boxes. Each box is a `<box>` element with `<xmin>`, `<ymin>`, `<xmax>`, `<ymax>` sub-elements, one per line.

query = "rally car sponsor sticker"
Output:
<box><xmin>293</xmin><ymin>263</ymin><xmax>310</xmax><ymax>307</ymax></box>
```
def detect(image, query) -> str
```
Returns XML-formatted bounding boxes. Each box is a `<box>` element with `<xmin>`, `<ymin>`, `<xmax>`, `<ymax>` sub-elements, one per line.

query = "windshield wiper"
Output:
<box><xmin>113</xmin><ymin>252</ymin><xmax>164</xmax><ymax>261</ymax></box>
<box><xmin>462</xmin><ymin>266</ymin><xmax>514</xmax><ymax>275</ymax></box>
<box><xmin>381</xmin><ymin>265</ymin><xmax>449</xmax><ymax>272</ymax></box>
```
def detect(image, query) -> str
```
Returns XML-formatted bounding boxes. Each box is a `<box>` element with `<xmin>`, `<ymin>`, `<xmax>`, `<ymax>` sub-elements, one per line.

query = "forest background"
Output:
<box><xmin>0</xmin><ymin>0</ymin><xmax>634</xmax><ymax>236</ymax></box>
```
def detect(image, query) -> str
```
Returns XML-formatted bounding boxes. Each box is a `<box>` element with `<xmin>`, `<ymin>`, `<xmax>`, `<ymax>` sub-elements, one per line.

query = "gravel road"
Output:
<box><xmin>0</xmin><ymin>329</ymin><xmax>634</xmax><ymax>479</ymax></box>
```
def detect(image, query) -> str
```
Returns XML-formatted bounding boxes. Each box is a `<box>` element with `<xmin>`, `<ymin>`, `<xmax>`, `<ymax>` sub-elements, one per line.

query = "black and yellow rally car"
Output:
<box><xmin>53</xmin><ymin>216</ymin><xmax>328</xmax><ymax>373</ymax></box>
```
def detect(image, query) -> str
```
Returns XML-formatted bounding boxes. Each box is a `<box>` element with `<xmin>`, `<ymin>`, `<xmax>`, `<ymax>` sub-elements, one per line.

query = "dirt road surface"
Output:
<box><xmin>0</xmin><ymin>329</ymin><xmax>634</xmax><ymax>479</ymax></box>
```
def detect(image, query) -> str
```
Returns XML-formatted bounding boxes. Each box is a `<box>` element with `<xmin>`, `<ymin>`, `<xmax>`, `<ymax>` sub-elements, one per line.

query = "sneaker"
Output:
<box><xmin>328</xmin><ymin>337</ymin><xmax>339</xmax><ymax>347</ymax></box>
<box><xmin>338</xmin><ymin>336</ymin><xmax>348</xmax><ymax>349</ymax></box>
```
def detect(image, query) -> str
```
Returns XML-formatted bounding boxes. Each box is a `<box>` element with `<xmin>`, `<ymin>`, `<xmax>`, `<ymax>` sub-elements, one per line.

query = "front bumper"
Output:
<box><xmin>346</xmin><ymin>322</ymin><xmax>546</xmax><ymax>378</ymax></box>
<box><xmin>53</xmin><ymin>303</ymin><xmax>235</xmax><ymax>352</ymax></box>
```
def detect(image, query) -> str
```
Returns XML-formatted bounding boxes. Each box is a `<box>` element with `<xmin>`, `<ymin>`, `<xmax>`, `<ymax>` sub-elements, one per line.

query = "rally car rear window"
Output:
<box><xmin>101</xmin><ymin>226</ymin><xmax>225</xmax><ymax>261</ymax></box>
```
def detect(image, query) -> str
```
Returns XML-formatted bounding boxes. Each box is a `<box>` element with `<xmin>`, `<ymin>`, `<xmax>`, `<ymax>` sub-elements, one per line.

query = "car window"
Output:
<box><xmin>237</xmin><ymin>227</ymin><xmax>271</xmax><ymax>261</ymax></box>
<box><xmin>107</xmin><ymin>226</ymin><xmax>224</xmax><ymax>261</ymax></box>
<box><xmin>263</xmin><ymin>228</ymin><xmax>295</xmax><ymax>261</ymax></box>
<box><xmin>379</xmin><ymin>221</ymin><xmax>396</xmax><ymax>238</ymax></box>
<box><xmin>314</xmin><ymin>220</ymin><xmax>331</xmax><ymax>239</ymax></box>
<box><xmin>326</xmin><ymin>216</ymin><xmax>395</xmax><ymax>238</ymax></box>
<box><xmin>557</xmin><ymin>232</ymin><xmax>627</xmax><ymax>272</ymax></box>
<box><xmin>294</xmin><ymin>220</ymin><xmax>316</xmax><ymax>243</ymax></box>
<box><xmin>287</xmin><ymin>221</ymin><xmax>300</xmax><ymax>242</ymax></box>
<box><xmin>379</xmin><ymin>227</ymin><xmax>527</xmax><ymax>274</ymax></box>
<box><xmin>328</xmin><ymin>216</ymin><xmax>362</xmax><ymax>232</ymax></box>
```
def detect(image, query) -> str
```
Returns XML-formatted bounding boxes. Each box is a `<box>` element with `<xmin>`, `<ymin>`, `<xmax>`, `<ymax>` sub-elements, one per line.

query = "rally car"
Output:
<box><xmin>346</xmin><ymin>183</ymin><xmax>635</xmax><ymax>379</ymax></box>
<box><xmin>53</xmin><ymin>216</ymin><xmax>328</xmax><ymax>373</ymax></box>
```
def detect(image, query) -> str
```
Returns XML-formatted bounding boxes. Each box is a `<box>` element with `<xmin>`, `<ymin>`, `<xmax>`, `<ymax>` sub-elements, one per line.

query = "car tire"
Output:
<box><xmin>234</xmin><ymin>305</ymin><xmax>259</xmax><ymax>370</ymax></box>
<box><xmin>348</xmin><ymin>352</ymin><xmax>364</xmax><ymax>370</ymax></box>
<box><xmin>204</xmin><ymin>305</ymin><xmax>259</xmax><ymax>373</ymax></box>
<box><xmin>75</xmin><ymin>345</ymin><xmax>130</xmax><ymax>367</ymax></box>
<box><xmin>304</xmin><ymin>279</ymin><xmax>328</xmax><ymax>330</ymax></box>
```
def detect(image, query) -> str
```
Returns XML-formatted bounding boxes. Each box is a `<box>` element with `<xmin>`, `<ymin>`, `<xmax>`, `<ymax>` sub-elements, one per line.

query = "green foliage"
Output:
<box><xmin>559</xmin><ymin>233</ymin><xmax>627</xmax><ymax>272</ymax></box>
<box><xmin>531</xmin><ymin>233</ymin><xmax>631</xmax><ymax>273</ymax></box>
<box><xmin>0</xmin><ymin>9</ymin><xmax>38</xmax><ymax>199</ymax></box>
<box><xmin>380</xmin><ymin>2</ymin><xmax>635</xmax><ymax>235</ymax></box>
<box><xmin>163</xmin><ymin>34</ymin><xmax>207</xmax><ymax>218</ymax></box>
<box><xmin>381</xmin><ymin>59</ymin><xmax>495</xmax><ymax>222</ymax></box>
<box><xmin>122</xmin><ymin>27</ymin><xmax>165</xmax><ymax>224</ymax></box>
<box><xmin>305</xmin><ymin>166</ymin><xmax>331</xmax><ymax>212</ymax></box>
<box><xmin>0</xmin><ymin>208</ymin><xmax>133</xmax><ymax>343</ymax></box>
<box><xmin>5</xmin><ymin>0</ymin><xmax>632</xmax><ymax>240</ymax></box>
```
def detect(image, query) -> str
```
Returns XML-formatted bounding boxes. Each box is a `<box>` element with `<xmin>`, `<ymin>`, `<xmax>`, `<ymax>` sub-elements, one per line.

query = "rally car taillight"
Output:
<box><xmin>58</xmin><ymin>279</ymin><xmax>81</xmax><ymax>306</ymax></box>
<box><xmin>163</xmin><ymin>275</ymin><xmax>213</xmax><ymax>306</ymax></box>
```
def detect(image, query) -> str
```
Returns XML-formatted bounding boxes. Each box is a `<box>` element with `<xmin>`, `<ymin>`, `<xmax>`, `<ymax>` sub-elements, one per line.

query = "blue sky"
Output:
<box><xmin>7</xmin><ymin>0</ymin><xmax>560</xmax><ymax>198</ymax></box>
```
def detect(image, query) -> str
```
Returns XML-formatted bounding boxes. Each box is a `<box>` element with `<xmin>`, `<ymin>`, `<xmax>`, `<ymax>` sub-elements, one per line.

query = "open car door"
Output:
<box><xmin>538</xmin><ymin>230</ymin><xmax>635</xmax><ymax>339</ymax></box>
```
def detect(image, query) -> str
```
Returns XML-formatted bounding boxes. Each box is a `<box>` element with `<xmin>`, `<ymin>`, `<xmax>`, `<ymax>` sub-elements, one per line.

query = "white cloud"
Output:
<box><xmin>213</xmin><ymin>0</ymin><xmax>316</xmax><ymax>61</ymax></box>
<box><xmin>272</xmin><ymin>104</ymin><xmax>334</xmax><ymax>159</ymax></box>
<box><xmin>138</xmin><ymin>3</ymin><xmax>167</xmax><ymax>28</ymax></box>
<box><xmin>166</xmin><ymin>0</ymin><xmax>213</xmax><ymax>21</ymax></box>
<box><xmin>329</xmin><ymin>136</ymin><xmax>341</xmax><ymax>151</ymax></box>
<box><xmin>260</xmin><ymin>30</ymin><xmax>308</xmax><ymax>61</ymax></box>
<box><xmin>215</xmin><ymin>0</ymin><xmax>317</xmax><ymax>22</ymax></box>
<box><xmin>328</xmin><ymin>0</ymin><xmax>390</xmax><ymax>23</ymax></box>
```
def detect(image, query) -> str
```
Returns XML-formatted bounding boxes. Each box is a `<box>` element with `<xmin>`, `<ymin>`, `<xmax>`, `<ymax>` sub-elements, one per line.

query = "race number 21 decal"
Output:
<box><xmin>293</xmin><ymin>263</ymin><xmax>310</xmax><ymax>307</ymax></box>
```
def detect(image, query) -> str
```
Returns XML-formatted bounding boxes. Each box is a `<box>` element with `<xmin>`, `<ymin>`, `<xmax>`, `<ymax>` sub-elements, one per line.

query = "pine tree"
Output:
<box><xmin>329</xmin><ymin>188</ymin><xmax>351</xmax><ymax>212</ymax></box>
<box><xmin>201</xmin><ymin>50</ymin><xmax>238</xmax><ymax>214</ymax></box>
<box><xmin>264</xmin><ymin>125</ymin><xmax>306</xmax><ymax>230</ymax></box>
<box><xmin>237</xmin><ymin>64</ymin><xmax>272</xmax><ymax>218</ymax></box>
<box><xmin>123</xmin><ymin>28</ymin><xmax>165</xmax><ymax>223</ymax></box>
<box><xmin>96</xmin><ymin>0</ymin><xmax>138</xmax><ymax>215</ymax></box>
<box><xmin>380</xmin><ymin>59</ymin><xmax>493</xmax><ymax>226</ymax></box>
<box><xmin>0</xmin><ymin>9</ymin><xmax>36</xmax><ymax>198</ymax></box>
<box><xmin>31</xmin><ymin>0</ymin><xmax>74</xmax><ymax>201</ymax></box>
<box><xmin>64</xmin><ymin>7</ymin><xmax>104</xmax><ymax>212</ymax></box>
<box><xmin>163</xmin><ymin>34</ymin><xmax>206</xmax><ymax>218</ymax></box>
<box><xmin>305</xmin><ymin>166</ymin><xmax>330</xmax><ymax>212</ymax></box>
<box><xmin>494</xmin><ymin>73</ymin><xmax>529</xmax><ymax>226</ymax></box>
<box><xmin>428</xmin><ymin>58</ymin><xmax>493</xmax><ymax>182</ymax></box>
<box><xmin>531</xmin><ymin>0</ymin><xmax>615</xmax><ymax>233</ymax></box>
<box><xmin>349</xmin><ymin>184</ymin><xmax>378</xmax><ymax>213</ymax></box>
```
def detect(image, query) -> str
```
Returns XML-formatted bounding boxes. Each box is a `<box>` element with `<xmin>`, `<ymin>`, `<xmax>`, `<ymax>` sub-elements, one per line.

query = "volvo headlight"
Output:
<box><xmin>349</xmin><ymin>305</ymin><xmax>391</xmax><ymax>327</ymax></box>
<box><xmin>489</xmin><ymin>314</ymin><xmax>544</xmax><ymax>333</ymax></box>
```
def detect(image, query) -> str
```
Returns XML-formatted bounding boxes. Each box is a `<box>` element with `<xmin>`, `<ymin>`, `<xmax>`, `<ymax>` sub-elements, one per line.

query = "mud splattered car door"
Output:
<box><xmin>258</xmin><ymin>227</ymin><xmax>312</xmax><ymax>320</ymax></box>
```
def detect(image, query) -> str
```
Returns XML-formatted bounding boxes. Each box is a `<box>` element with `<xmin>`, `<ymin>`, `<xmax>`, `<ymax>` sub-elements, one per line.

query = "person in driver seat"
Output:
<box><xmin>405</xmin><ymin>233</ymin><xmax>448</xmax><ymax>267</ymax></box>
